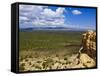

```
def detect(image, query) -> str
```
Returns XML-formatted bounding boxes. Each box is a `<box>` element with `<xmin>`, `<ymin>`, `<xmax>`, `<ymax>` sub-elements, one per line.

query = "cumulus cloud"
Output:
<box><xmin>19</xmin><ymin>5</ymin><xmax>66</xmax><ymax>28</ymax></box>
<box><xmin>19</xmin><ymin>16</ymin><xmax>29</xmax><ymax>21</ymax></box>
<box><xmin>72</xmin><ymin>10</ymin><xmax>82</xmax><ymax>15</ymax></box>
<box><xmin>41</xmin><ymin>7</ymin><xmax>65</xmax><ymax>18</ymax></box>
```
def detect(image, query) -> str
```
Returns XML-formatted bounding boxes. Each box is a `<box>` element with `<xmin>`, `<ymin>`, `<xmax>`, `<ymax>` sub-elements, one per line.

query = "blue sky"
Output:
<box><xmin>19</xmin><ymin>5</ymin><xmax>96</xmax><ymax>30</ymax></box>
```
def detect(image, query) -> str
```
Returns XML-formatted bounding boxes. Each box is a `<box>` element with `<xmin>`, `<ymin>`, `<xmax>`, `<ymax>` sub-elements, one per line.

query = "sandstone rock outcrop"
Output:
<box><xmin>78</xmin><ymin>30</ymin><xmax>96</xmax><ymax>68</ymax></box>
<box><xmin>81</xmin><ymin>30</ymin><xmax>96</xmax><ymax>59</ymax></box>
<box><xmin>79</xmin><ymin>53</ymin><xmax>95</xmax><ymax>68</ymax></box>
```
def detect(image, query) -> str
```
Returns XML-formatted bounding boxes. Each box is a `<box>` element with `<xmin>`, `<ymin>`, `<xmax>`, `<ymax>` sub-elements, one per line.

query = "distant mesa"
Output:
<box><xmin>20</xmin><ymin>27</ymin><xmax>95</xmax><ymax>32</ymax></box>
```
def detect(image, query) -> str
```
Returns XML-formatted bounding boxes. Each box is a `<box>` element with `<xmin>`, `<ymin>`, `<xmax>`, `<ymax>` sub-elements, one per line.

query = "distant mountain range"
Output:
<box><xmin>20</xmin><ymin>27</ymin><xmax>95</xmax><ymax>32</ymax></box>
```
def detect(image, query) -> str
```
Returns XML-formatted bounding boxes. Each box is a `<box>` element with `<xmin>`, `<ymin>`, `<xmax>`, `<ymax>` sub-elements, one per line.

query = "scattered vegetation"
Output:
<box><xmin>19</xmin><ymin>31</ymin><xmax>84</xmax><ymax>71</ymax></box>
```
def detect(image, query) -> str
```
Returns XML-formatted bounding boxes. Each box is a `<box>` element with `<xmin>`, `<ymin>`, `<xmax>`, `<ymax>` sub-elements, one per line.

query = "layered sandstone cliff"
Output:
<box><xmin>77</xmin><ymin>30</ymin><xmax>96</xmax><ymax>68</ymax></box>
<box><xmin>81</xmin><ymin>30</ymin><xmax>96</xmax><ymax>59</ymax></box>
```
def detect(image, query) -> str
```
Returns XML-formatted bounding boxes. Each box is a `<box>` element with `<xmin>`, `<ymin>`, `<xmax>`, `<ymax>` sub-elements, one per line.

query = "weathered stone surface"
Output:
<box><xmin>79</xmin><ymin>53</ymin><xmax>96</xmax><ymax>68</ymax></box>
<box><xmin>81</xmin><ymin>30</ymin><xmax>96</xmax><ymax>59</ymax></box>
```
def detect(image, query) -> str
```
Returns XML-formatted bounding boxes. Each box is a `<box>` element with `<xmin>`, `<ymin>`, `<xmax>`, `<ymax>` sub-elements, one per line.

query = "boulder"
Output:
<box><xmin>79</xmin><ymin>53</ymin><xmax>96</xmax><ymax>68</ymax></box>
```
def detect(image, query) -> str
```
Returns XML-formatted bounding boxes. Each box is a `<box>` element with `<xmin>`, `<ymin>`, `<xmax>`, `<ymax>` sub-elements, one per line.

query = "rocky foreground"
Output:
<box><xmin>19</xmin><ymin>30</ymin><xmax>96</xmax><ymax>72</ymax></box>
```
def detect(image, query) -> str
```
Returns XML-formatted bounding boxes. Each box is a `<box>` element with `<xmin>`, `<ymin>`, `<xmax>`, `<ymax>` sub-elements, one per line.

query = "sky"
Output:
<box><xmin>19</xmin><ymin>4</ymin><xmax>96</xmax><ymax>30</ymax></box>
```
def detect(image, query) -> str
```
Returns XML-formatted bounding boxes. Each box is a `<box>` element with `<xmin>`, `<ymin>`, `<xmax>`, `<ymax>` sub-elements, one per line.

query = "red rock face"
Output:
<box><xmin>81</xmin><ymin>30</ymin><xmax>96</xmax><ymax>59</ymax></box>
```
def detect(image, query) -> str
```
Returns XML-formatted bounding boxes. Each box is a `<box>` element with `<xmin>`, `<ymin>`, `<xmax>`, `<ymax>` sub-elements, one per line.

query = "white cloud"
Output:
<box><xmin>19</xmin><ymin>5</ymin><xmax>44</xmax><ymax>12</ymax></box>
<box><xmin>72</xmin><ymin>10</ymin><xmax>82</xmax><ymax>15</ymax></box>
<box><xmin>19</xmin><ymin>16</ymin><xmax>29</xmax><ymax>21</ymax></box>
<box><xmin>19</xmin><ymin>5</ymin><xmax>44</xmax><ymax>18</ymax></box>
<box><xmin>41</xmin><ymin>7</ymin><xmax>65</xmax><ymax>18</ymax></box>
<box><xmin>19</xmin><ymin>5</ymin><xmax>66</xmax><ymax>28</ymax></box>
<box><xmin>56</xmin><ymin>7</ymin><xmax>65</xmax><ymax>15</ymax></box>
